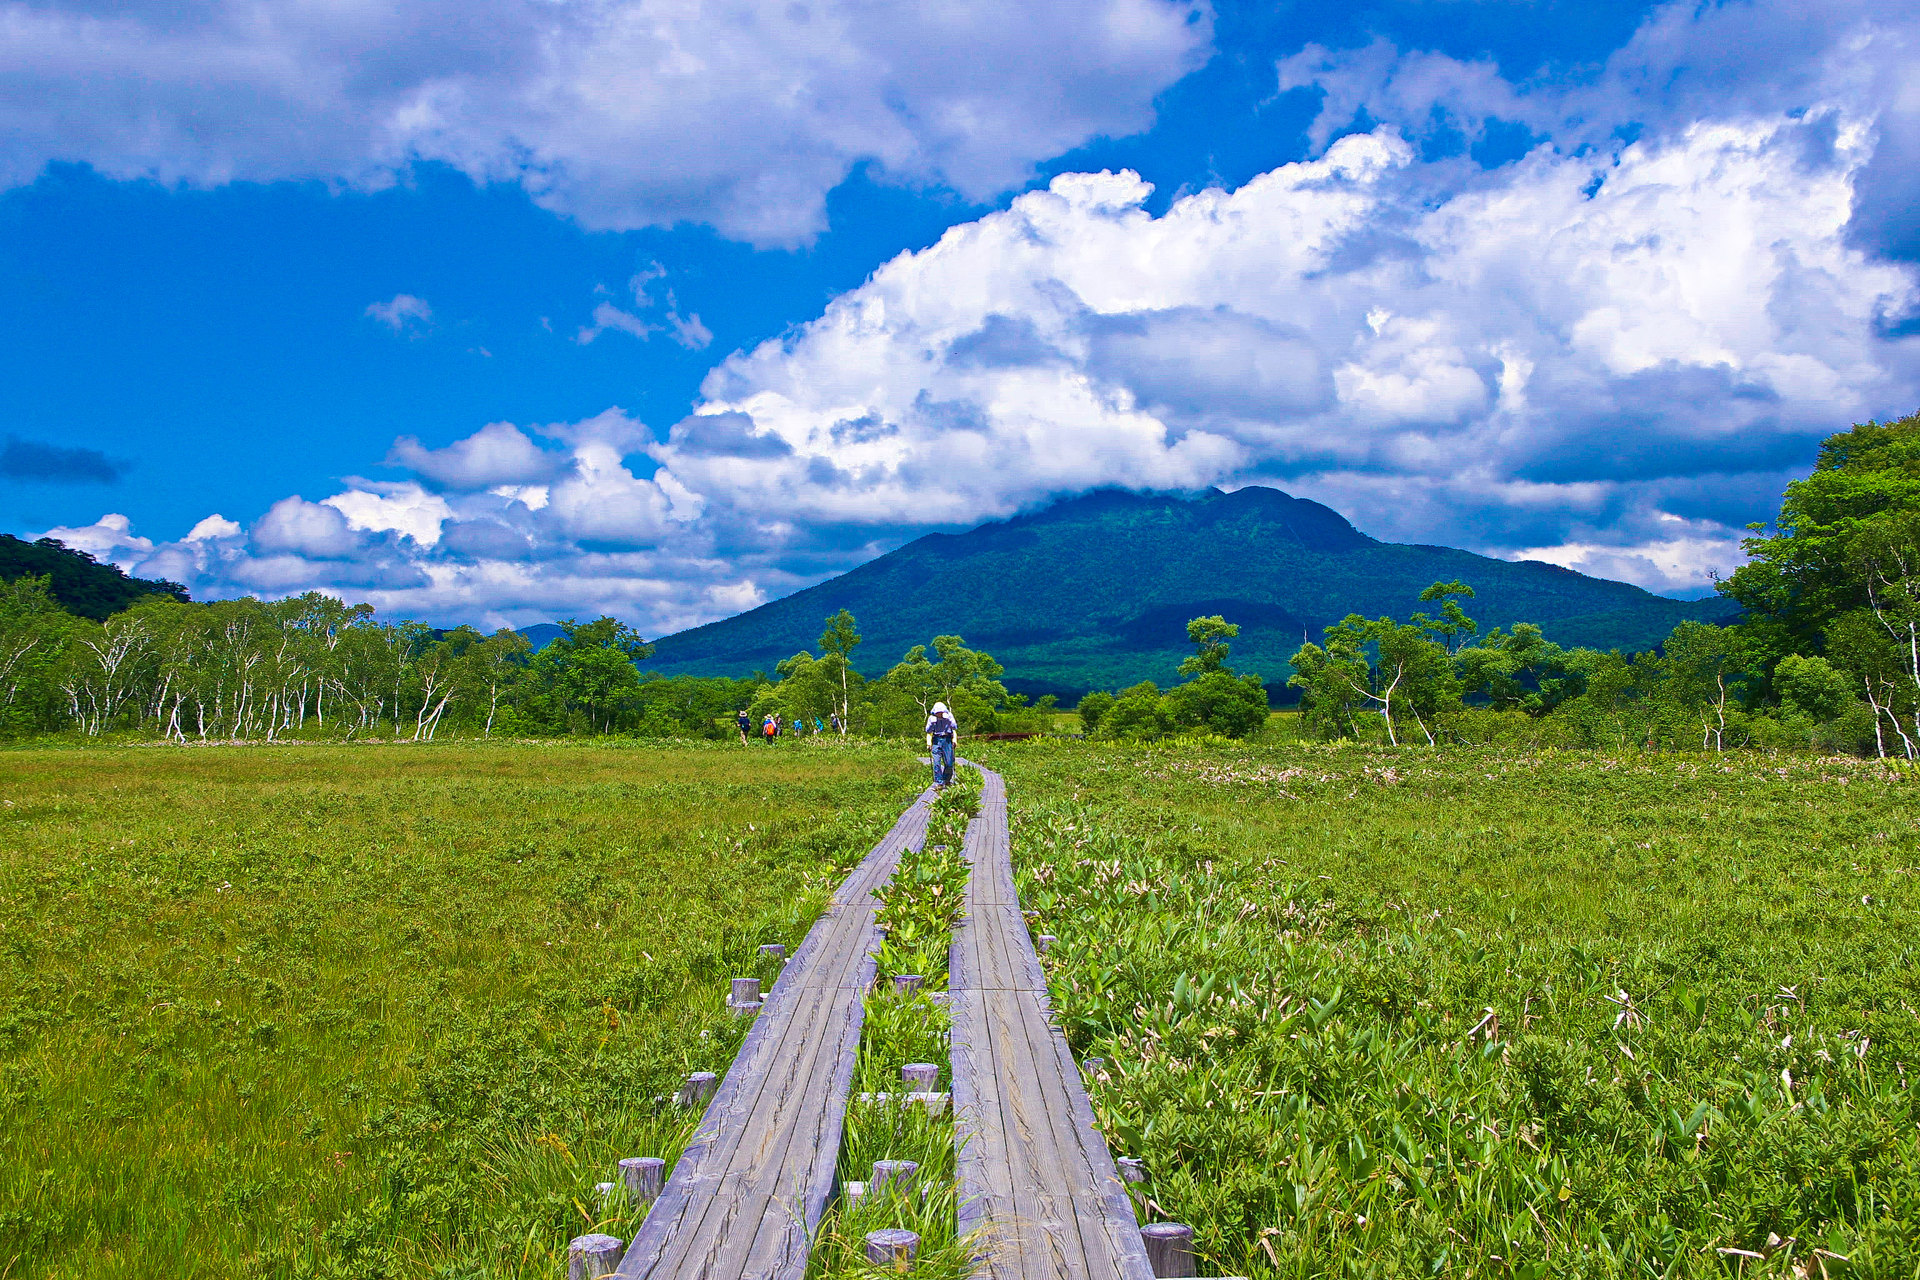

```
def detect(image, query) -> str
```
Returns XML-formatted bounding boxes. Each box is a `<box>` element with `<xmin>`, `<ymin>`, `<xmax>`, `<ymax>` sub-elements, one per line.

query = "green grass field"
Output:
<box><xmin>9</xmin><ymin>738</ymin><xmax>1919</xmax><ymax>1278</ymax></box>
<box><xmin>983</xmin><ymin>741</ymin><xmax>1920</xmax><ymax>1278</ymax></box>
<box><xmin>0</xmin><ymin>740</ymin><xmax>921</xmax><ymax>1279</ymax></box>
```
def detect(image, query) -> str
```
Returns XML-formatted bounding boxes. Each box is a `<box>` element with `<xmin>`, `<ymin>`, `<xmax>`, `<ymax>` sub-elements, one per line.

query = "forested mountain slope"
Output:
<box><xmin>0</xmin><ymin>534</ymin><xmax>189</xmax><ymax>620</ymax></box>
<box><xmin>645</xmin><ymin>487</ymin><xmax>1738</xmax><ymax>696</ymax></box>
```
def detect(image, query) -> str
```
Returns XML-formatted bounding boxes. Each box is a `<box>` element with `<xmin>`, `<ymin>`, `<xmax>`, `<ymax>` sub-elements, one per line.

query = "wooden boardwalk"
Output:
<box><xmin>616</xmin><ymin>786</ymin><xmax>937</xmax><ymax>1280</ymax></box>
<box><xmin>950</xmin><ymin>763</ymin><xmax>1155</xmax><ymax>1280</ymax></box>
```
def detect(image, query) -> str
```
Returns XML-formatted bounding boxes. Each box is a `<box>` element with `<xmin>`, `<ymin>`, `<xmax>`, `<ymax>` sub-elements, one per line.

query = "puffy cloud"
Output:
<box><xmin>388</xmin><ymin>422</ymin><xmax>560</xmax><ymax>489</ymax></box>
<box><xmin>672</xmin><ymin>115</ymin><xmax>1914</xmax><ymax>586</ymax></box>
<box><xmin>251</xmin><ymin>497</ymin><xmax>363</xmax><ymax>559</ymax></box>
<box><xmin>1</xmin><ymin>0</ymin><xmax>1209</xmax><ymax>246</ymax></box>
<box><xmin>184</xmin><ymin>514</ymin><xmax>242</xmax><ymax>541</ymax></box>
<box><xmin>1277</xmin><ymin>0</ymin><xmax>1920</xmax><ymax>264</ymax></box>
<box><xmin>38</xmin><ymin>512</ymin><xmax>151</xmax><ymax>560</ymax></box>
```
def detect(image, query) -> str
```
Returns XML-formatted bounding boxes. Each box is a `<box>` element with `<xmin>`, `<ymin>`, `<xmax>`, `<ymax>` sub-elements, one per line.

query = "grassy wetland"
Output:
<box><xmin>0</xmin><ymin>740</ymin><xmax>921</xmax><ymax>1279</ymax></box>
<box><xmin>986</xmin><ymin>741</ymin><xmax>1920</xmax><ymax>1278</ymax></box>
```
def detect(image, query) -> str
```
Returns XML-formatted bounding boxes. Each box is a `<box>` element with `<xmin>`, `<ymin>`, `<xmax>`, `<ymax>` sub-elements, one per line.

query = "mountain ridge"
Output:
<box><xmin>641</xmin><ymin>486</ymin><xmax>1738</xmax><ymax>697</ymax></box>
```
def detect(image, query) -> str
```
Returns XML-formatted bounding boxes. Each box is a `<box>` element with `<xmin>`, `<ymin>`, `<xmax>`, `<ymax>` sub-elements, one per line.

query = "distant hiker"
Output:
<box><xmin>831</xmin><ymin>713</ymin><xmax>843</xmax><ymax>735</ymax></box>
<box><xmin>763</xmin><ymin>714</ymin><xmax>778</xmax><ymax>741</ymax></box>
<box><xmin>736</xmin><ymin>709</ymin><xmax>752</xmax><ymax>745</ymax></box>
<box><xmin>925</xmin><ymin>701</ymin><xmax>958</xmax><ymax>787</ymax></box>
<box><xmin>813</xmin><ymin>717</ymin><xmax>825</xmax><ymax>735</ymax></box>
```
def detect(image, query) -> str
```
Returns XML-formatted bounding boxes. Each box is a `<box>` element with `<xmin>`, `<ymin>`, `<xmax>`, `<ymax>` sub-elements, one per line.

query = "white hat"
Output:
<box><xmin>932</xmin><ymin>701</ymin><xmax>949</xmax><ymax>713</ymax></box>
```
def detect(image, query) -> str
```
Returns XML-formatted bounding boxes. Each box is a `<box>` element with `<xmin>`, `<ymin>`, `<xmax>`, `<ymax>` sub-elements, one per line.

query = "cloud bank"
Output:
<box><xmin>0</xmin><ymin>0</ymin><xmax>1209</xmax><ymax>246</ymax></box>
<box><xmin>38</xmin><ymin>0</ymin><xmax>1920</xmax><ymax>635</ymax></box>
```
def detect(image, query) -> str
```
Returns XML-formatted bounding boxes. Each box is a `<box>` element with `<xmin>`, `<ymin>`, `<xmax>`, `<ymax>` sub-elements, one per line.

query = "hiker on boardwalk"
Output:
<box><xmin>925</xmin><ymin>701</ymin><xmax>958</xmax><ymax>786</ymax></box>
<box><xmin>736</xmin><ymin>708</ymin><xmax>752</xmax><ymax>745</ymax></box>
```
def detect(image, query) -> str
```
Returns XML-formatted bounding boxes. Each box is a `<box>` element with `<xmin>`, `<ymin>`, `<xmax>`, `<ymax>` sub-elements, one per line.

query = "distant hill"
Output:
<box><xmin>517</xmin><ymin>622</ymin><xmax>567</xmax><ymax>651</ymax></box>
<box><xmin>0</xmin><ymin>534</ymin><xmax>189</xmax><ymax>620</ymax></box>
<box><xmin>643</xmin><ymin>487</ymin><xmax>1739</xmax><ymax>699</ymax></box>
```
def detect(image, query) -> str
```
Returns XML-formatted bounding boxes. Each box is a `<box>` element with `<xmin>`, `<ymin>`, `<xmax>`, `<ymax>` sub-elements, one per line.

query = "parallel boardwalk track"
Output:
<box><xmin>616</xmin><ymin>785</ymin><xmax>937</xmax><ymax>1280</ymax></box>
<box><xmin>950</xmin><ymin>762</ymin><xmax>1154</xmax><ymax>1280</ymax></box>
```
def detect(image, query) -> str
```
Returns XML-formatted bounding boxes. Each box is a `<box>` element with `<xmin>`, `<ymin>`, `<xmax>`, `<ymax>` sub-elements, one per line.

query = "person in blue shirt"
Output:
<box><xmin>924</xmin><ymin>701</ymin><xmax>958</xmax><ymax>787</ymax></box>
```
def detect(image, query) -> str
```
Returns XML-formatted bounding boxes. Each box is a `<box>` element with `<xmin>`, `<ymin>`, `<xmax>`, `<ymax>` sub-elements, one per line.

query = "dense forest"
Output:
<box><xmin>1237</xmin><ymin>411</ymin><xmax>1920</xmax><ymax>756</ymax></box>
<box><xmin>3</xmin><ymin>412</ymin><xmax>1915</xmax><ymax>753</ymax></box>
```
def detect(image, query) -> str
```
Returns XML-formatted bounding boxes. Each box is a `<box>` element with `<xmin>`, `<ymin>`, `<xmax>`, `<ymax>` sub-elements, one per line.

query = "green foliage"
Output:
<box><xmin>1165</xmin><ymin>670</ymin><xmax>1270</xmax><ymax>738</ymax></box>
<box><xmin>1077</xmin><ymin>690</ymin><xmax>1115</xmax><ymax>734</ymax></box>
<box><xmin>0</xmin><ymin>741</ymin><xmax>924</xmax><ymax>1279</ymax></box>
<box><xmin>882</xmin><ymin>635</ymin><xmax>1009</xmax><ymax>732</ymax></box>
<box><xmin>989</xmin><ymin>739</ymin><xmax>1920</xmax><ymax>1279</ymax></box>
<box><xmin>1100</xmin><ymin>681</ymin><xmax>1172</xmax><ymax>742</ymax></box>
<box><xmin>1179</xmin><ymin>615</ymin><xmax>1239</xmax><ymax>676</ymax></box>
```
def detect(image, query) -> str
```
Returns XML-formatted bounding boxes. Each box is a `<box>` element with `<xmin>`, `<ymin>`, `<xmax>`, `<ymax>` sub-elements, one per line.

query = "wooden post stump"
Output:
<box><xmin>901</xmin><ymin>1062</ymin><xmax>940</xmax><ymax>1090</ymax></box>
<box><xmin>678</xmin><ymin>1071</ymin><xmax>718</xmax><ymax>1108</ymax></box>
<box><xmin>864</xmin><ymin>1227</ymin><xmax>920</xmax><ymax>1271</ymax></box>
<box><xmin>1037</xmin><ymin>934</ymin><xmax>1057</xmax><ymax>953</ymax></box>
<box><xmin>729</xmin><ymin>976</ymin><xmax>763</xmax><ymax>1015</ymax></box>
<box><xmin>1083</xmin><ymin>1056</ymin><xmax>1106</xmax><ymax>1075</ymax></box>
<box><xmin>1118</xmin><ymin>1156</ymin><xmax>1147</xmax><ymax>1184</ymax></box>
<box><xmin>871</xmin><ymin>1159</ymin><xmax>919</xmax><ymax>1196</ymax></box>
<box><xmin>892</xmin><ymin>974</ymin><xmax>924</xmax><ymax>997</ymax></box>
<box><xmin>758</xmin><ymin>943</ymin><xmax>786</xmax><ymax>960</ymax></box>
<box><xmin>619</xmin><ymin>1155</ymin><xmax>665</xmax><ymax>1203</ymax></box>
<box><xmin>1141</xmin><ymin>1222</ymin><xmax>1194</xmax><ymax>1277</ymax></box>
<box><xmin>567</xmin><ymin>1233</ymin><xmax>624</xmax><ymax>1279</ymax></box>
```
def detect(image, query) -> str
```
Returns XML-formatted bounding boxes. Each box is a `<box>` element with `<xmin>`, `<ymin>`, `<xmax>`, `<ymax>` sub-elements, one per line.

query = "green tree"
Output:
<box><xmin>1290</xmin><ymin>614</ymin><xmax>1457</xmax><ymax>745</ymax></box>
<box><xmin>883</xmin><ymin>634</ymin><xmax>1008</xmax><ymax>729</ymax></box>
<box><xmin>1099</xmin><ymin>681</ymin><xmax>1171</xmax><ymax>741</ymax></box>
<box><xmin>1178</xmin><ymin>615</ymin><xmax>1239</xmax><ymax>676</ymax></box>
<box><xmin>1165</xmin><ymin>670</ymin><xmax>1269</xmax><ymax>738</ymax></box>
<box><xmin>1413</xmin><ymin>580</ymin><xmax>1479</xmax><ymax>653</ymax></box>
<box><xmin>1774</xmin><ymin>653</ymin><xmax>1855</xmax><ymax>723</ymax></box>
<box><xmin>1076</xmin><ymin>690</ymin><xmax>1115</xmax><ymax>735</ymax></box>
<box><xmin>533</xmin><ymin>617</ymin><xmax>654</xmax><ymax>733</ymax></box>
<box><xmin>817</xmin><ymin>609</ymin><xmax>863</xmax><ymax>733</ymax></box>
<box><xmin>1721</xmin><ymin>410</ymin><xmax>1920</xmax><ymax>665</ymax></box>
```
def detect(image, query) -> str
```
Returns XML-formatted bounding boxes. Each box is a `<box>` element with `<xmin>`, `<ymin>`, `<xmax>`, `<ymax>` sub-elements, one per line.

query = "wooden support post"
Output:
<box><xmin>871</xmin><ymin>1159</ymin><xmax>919</xmax><ymax>1197</ymax></box>
<box><xmin>1141</xmin><ymin>1222</ymin><xmax>1194</xmax><ymax>1277</ymax></box>
<box><xmin>892</xmin><ymin>974</ymin><xmax>923</xmax><ymax>997</ymax></box>
<box><xmin>729</xmin><ymin>976</ymin><xmax>763</xmax><ymax>1015</ymax></box>
<box><xmin>1118</xmin><ymin>1156</ymin><xmax>1147</xmax><ymax>1184</ymax></box>
<box><xmin>864</xmin><ymin>1228</ymin><xmax>920</xmax><ymax>1270</ymax></box>
<box><xmin>901</xmin><ymin>1062</ymin><xmax>940</xmax><ymax>1090</ymax></box>
<box><xmin>758</xmin><ymin>943</ymin><xmax>786</xmax><ymax>960</ymax></box>
<box><xmin>567</xmin><ymin>1233</ymin><xmax>624</xmax><ymax>1279</ymax></box>
<box><xmin>619</xmin><ymin>1156</ymin><xmax>665</xmax><ymax>1204</ymax></box>
<box><xmin>1037</xmin><ymin>934</ymin><xmax>1057</xmax><ymax>953</ymax></box>
<box><xmin>678</xmin><ymin>1071</ymin><xmax>718</xmax><ymax>1108</ymax></box>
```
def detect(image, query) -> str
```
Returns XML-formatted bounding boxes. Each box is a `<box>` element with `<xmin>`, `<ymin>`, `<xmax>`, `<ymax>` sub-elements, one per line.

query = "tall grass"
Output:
<box><xmin>986</xmin><ymin>740</ymin><xmax>1920</xmax><ymax>1279</ymax></box>
<box><xmin>0</xmin><ymin>740</ymin><xmax>921</xmax><ymax>1279</ymax></box>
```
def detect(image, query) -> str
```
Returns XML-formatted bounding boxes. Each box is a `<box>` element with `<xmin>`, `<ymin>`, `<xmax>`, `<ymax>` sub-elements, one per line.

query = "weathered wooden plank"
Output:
<box><xmin>951</xmin><ymin>762</ymin><xmax>1155</xmax><ymax>1280</ymax></box>
<box><xmin>616</xmin><ymin>786</ymin><xmax>937</xmax><ymax>1280</ymax></box>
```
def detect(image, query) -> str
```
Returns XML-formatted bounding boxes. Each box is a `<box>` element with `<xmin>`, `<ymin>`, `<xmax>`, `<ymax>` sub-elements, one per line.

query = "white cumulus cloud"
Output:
<box><xmin>1</xmin><ymin>0</ymin><xmax>1210</xmax><ymax>246</ymax></box>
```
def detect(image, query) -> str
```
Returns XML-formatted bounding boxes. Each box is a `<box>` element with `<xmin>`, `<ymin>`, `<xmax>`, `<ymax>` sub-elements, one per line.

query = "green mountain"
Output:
<box><xmin>645</xmin><ymin>487</ymin><xmax>1739</xmax><ymax>698</ymax></box>
<box><xmin>0</xmin><ymin>534</ymin><xmax>189</xmax><ymax>620</ymax></box>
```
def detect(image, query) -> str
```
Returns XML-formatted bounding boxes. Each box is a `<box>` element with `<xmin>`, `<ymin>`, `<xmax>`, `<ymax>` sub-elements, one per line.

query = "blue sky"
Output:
<box><xmin>4</xmin><ymin>0</ymin><xmax>1918</xmax><ymax>631</ymax></box>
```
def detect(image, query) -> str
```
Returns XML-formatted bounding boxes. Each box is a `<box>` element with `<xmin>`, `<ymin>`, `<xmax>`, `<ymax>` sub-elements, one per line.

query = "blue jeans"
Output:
<box><xmin>931</xmin><ymin>737</ymin><xmax>955</xmax><ymax>786</ymax></box>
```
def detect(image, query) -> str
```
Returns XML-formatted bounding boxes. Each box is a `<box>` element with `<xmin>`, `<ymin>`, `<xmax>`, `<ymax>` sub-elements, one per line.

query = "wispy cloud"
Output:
<box><xmin>365</xmin><ymin>294</ymin><xmax>433</xmax><ymax>333</ymax></box>
<box><xmin>1</xmin><ymin>435</ymin><xmax>125</xmax><ymax>484</ymax></box>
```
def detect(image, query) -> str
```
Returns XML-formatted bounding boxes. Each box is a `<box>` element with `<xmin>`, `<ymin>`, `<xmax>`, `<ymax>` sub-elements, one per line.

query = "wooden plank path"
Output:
<box><xmin>950</xmin><ymin>762</ymin><xmax>1156</xmax><ymax>1280</ymax></box>
<box><xmin>615</xmin><ymin>785</ymin><xmax>938</xmax><ymax>1280</ymax></box>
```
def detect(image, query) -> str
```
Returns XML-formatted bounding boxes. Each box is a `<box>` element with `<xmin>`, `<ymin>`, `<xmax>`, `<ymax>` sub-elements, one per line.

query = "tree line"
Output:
<box><xmin>0</xmin><ymin>581</ymin><xmax>1049</xmax><ymax>742</ymax></box>
<box><xmin>1075</xmin><ymin>411</ymin><xmax>1920</xmax><ymax>757</ymax></box>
